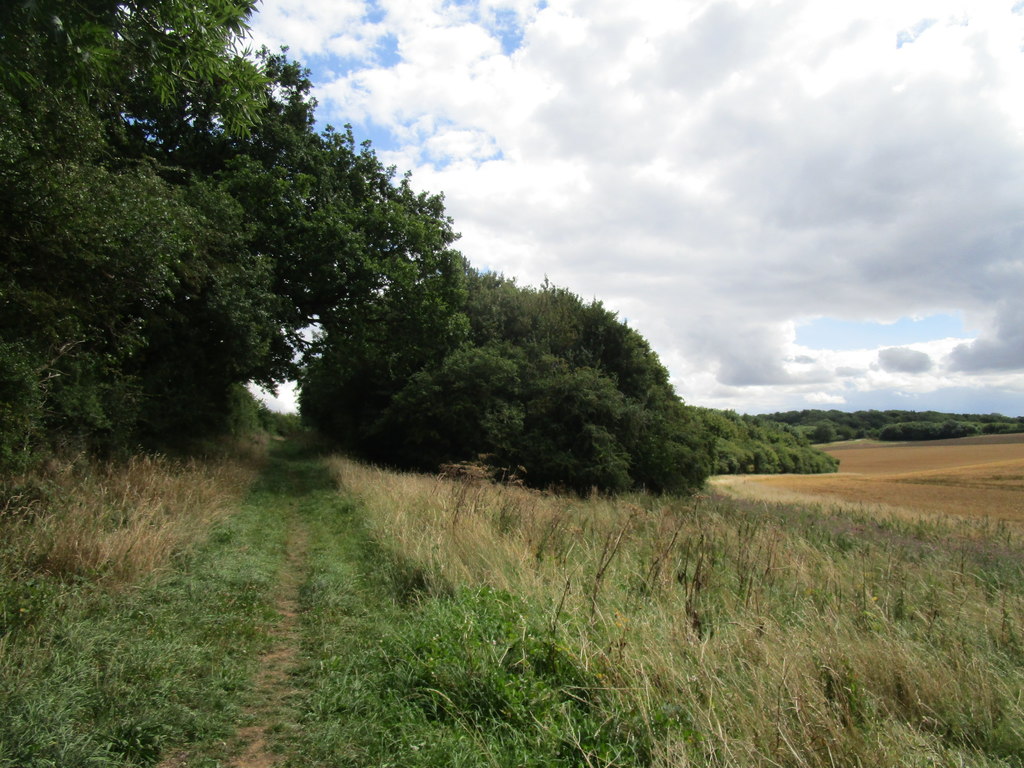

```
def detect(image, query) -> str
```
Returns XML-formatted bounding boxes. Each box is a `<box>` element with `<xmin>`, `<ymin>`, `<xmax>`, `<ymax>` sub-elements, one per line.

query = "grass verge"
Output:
<box><xmin>0</xmin><ymin>443</ymin><xmax>288</xmax><ymax>768</ymax></box>
<box><xmin>290</xmin><ymin>478</ymin><xmax>658</xmax><ymax>766</ymax></box>
<box><xmin>320</xmin><ymin>456</ymin><xmax>1024</xmax><ymax>767</ymax></box>
<box><xmin>4</xmin><ymin>441</ymin><xmax>1021</xmax><ymax>767</ymax></box>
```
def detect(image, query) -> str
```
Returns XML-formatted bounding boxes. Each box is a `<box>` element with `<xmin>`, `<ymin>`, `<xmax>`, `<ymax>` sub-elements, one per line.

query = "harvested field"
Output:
<box><xmin>714</xmin><ymin>432</ymin><xmax>1024</xmax><ymax>523</ymax></box>
<box><xmin>823</xmin><ymin>432</ymin><xmax>1024</xmax><ymax>475</ymax></box>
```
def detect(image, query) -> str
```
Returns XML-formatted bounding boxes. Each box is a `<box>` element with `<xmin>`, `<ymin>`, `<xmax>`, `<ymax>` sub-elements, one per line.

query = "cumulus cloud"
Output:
<box><xmin>249</xmin><ymin>0</ymin><xmax>385</xmax><ymax>60</ymax></box>
<box><xmin>878</xmin><ymin>347</ymin><xmax>933</xmax><ymax>374</ymax></box>
<box><xmin>806</xmin><ymin>392</ymin><xmax>847</xmax><ymax>405</ymax></box>
<box><xmin>252</xmin><ymin>0</ymin><xmax>1024</xmax><ymax>414</ymax></box>
<box><xmin>835</xmin><ymin>366</ymin><xmax>866</xmax><ymax>378</ymax></box>
<box><xmin>949</xmin><ymin>301</ymin><xmax>1024</xmax><ymax>372</ymax></box>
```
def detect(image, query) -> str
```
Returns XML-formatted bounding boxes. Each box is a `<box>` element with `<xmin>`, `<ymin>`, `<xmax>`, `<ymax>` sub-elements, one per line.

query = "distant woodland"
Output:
<box><xmin>1</xmin><ymin>0</ymin><xmax>837</xmax><ymax>492</ymax></box>
<box><xmin>765</xmin><ymin>410</ymin><xmax>1024</xmax><ymax>444</ymax></box>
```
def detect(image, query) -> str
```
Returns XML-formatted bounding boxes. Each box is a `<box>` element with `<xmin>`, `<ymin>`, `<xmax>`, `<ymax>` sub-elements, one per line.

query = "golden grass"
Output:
<box><xmin>328</xmin><ymin>454</ymin><xmax>1024</xmax><ymax>767</ymax></box>
<box><xmin>0</xmin><ymin>444</ymin><xmax>261</xmax><ymax>586</ymax></box>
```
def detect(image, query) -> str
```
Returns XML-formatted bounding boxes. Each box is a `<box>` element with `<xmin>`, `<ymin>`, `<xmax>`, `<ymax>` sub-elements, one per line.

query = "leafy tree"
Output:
<box><xmin>0</xmin><ymin>0</ymin><xmax>266</xmax><ymax>136</ymax></box>
<box><xmin>1</xmin><ymin>0</ymin><xmax>473</xmax><ymax>469</ymax></box>
<box><xmin>304</xmin><ymin>270</ymin><xmax>715</xmax><ymax>494</ymax></box>
<box><xmin>694</xmin><ymin>410</ymin><xmax>839</xmax><ymax>475</ymax></box>
<box><xmin>811</xmin><ymin>421</ymin><xmax>838</xmax><ymax>444</ymax></box>
<box><xmin>1</xmin><ymin>4</ymin><xmax>286</xmax><ymax>460</ymax></box>
<box><xmin>373</xmin><ymin>343</ymin><xmax>526</xmax><ymax>470</ymax></box>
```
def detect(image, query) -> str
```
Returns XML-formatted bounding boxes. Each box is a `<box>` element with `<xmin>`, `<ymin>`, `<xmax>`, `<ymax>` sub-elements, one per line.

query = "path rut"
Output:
<box><xmin>228</xmin><ymin>514</ymin><xmax>309</xmax><ymax>768</ymax></box>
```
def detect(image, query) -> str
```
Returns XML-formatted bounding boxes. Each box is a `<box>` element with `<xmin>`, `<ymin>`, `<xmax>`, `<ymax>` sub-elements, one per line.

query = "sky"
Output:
<box><xmin>248</xmin><ymin>0</ymin><xmax>1024</xmax><ymax>417</ymax></box>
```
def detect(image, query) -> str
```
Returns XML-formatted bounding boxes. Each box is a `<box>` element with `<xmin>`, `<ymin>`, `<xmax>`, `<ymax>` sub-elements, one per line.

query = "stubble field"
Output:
<box><xmin>714</xmin><ymin>433</ymin><xmax>1024</xmax><ymax>522</ymax></box>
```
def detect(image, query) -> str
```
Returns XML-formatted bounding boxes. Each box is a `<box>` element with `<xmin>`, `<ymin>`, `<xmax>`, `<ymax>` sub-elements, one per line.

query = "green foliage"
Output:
<box><xmin>696</xmin><ymin>409</ymin><xmax>839</xmax><ymax>474</ymax></box>
<box><xmin>877</xmin><ymin>420</ymin><xmax>981</xmax><ymax>441</ymax></box>
<box><xmin>0</xmin><ymin>0</ymin><xmax>267</xmax><ymax>136</ymax></box>
<box><xmin>0</xmin><ymin>342</ymin><xmax>43</xmax><ymax>471</ymax></box>
<box><xmin>0</xmin><ymin>7</ymin><xmax>465</xmax><ymax>469</ymax></box>
<box><xmin>0</xmin><ymin>2</ymin><xmax>272</xmax><ymax>463</ymax></box>
<box><xmin>766</xmin><ymin>409</ymin><xmax>1024</xmax><ymax>442</ymax></box>
<box><xmin>304</xmin><ymin>270</ymin><xmax>714</xmax><ymax>494</ymax></box>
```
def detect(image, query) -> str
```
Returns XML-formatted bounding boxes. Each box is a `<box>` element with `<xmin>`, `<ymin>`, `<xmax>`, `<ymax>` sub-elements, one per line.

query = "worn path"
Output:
<box><xmin>156</xmin><ymin>440</ymin><xmax>342</xmax><ymax>768</ymax></box>
<box><xmin>227</xmin><ymin>511</ymin><xmax>309</xmax><ymax>768</ymax></box>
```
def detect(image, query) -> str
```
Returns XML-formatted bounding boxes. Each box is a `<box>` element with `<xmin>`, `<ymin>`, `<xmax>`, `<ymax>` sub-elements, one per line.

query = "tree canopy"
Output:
<box><xmin>764</xmin><ymin>409</ymin><xmax>1024</xmax><ymax>443</ymax></box>
<box><xmin>1</xmin><ymin>0</ymin><xmax>838</xmax><ymax>492</ymax></box>
<box><xmin>302</xmin><ymin>271</ymin><xmax>718</xmax><ymax>494</ymax></box>
<box><xmin>0</xmin><ymin>1</ymin><xmax>463</xmax><ymax>464</ymax></box>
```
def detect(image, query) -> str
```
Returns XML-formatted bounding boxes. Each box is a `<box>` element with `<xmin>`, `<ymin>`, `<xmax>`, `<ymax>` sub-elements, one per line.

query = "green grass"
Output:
<box><xmin>327</xmin><ymin>456</ymin><xmax>1024</xmax><ymax>767</ymax></box>
<box><xmin>0</xmin><ymin>448</ymin><xmax>290</xmax><ymax>767</ymax></box>
<box><xmin>289</xmin><ymin>498</ymin><xmax>657</xmax><ymax>767</ymax></box>
<box><xmin>4</xmin><ymin>441</ymin><xmax>1023</xmax><ymax>767</ymax></box>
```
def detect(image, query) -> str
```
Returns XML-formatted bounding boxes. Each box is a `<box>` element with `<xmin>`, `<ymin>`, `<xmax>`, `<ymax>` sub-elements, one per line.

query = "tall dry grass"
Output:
<box><xmin>0</xmin><ymin>445</ymin><xmax>261</xmax><ymax>586</ymax></box>
<box><xmin>328</xmin><ymin>455</ymin><xmax>1024</xmax><ymax>767</ymax></box>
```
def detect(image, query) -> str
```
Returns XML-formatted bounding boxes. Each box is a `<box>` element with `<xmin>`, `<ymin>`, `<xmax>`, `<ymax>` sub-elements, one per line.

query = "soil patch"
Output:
<box><xmin>228</xmin><ymin>519</ymin><xmax>309</xmax><ymax>768</ymax></box>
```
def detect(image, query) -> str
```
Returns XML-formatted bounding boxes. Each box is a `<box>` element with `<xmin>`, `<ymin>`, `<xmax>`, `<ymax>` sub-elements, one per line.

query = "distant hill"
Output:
<box><xmin>761</xmin><ymin>409</ymin><xmax>1024</xmax><ymax>443</ymax></box>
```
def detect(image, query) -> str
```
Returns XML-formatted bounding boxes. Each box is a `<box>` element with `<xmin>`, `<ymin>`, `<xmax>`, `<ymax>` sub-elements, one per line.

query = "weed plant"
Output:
<box><xmin>291</xmin><ymin>484</ymin><xmax>660</xmax><ymax>766</ymax></box>
<box><xmin>327</xmin><ymin>456</ymin><xmax>1024</xmax><ymax>767</ymax></box>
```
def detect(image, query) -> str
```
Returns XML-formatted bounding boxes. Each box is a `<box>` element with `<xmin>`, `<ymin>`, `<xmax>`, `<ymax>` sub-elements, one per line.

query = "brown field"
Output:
<box><xmin>714</xmin><ymin>432</ymin><xmax>1024</xmax><ymax>523</ymax></box>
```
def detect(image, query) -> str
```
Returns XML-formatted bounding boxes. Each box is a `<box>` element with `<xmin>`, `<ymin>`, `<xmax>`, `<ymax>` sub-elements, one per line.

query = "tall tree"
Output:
<box><xmin>303</xmin><ymin>269</ymin><xmax>715</xmax><ymax>494</ymax></box>
<box><xmin>0</xmin><ymin>1</ymin><xmax>268</xmax><ymax>460</ymax></box>
<box><xmin>1</xmin><ymin>9</ymin><xmax>469</xmax><ymax>464</ymax></box>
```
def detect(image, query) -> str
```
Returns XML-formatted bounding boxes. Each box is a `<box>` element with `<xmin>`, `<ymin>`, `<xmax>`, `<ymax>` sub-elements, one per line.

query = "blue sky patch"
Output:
<box><xmin>375</xmin><ymin>31</ymin><xmax>401</xmax><ymax>68</ymax></box>
<box><xmin>896</xmin><ymin>18</ymin><xmax>937</xmax><ymax>48</ymax></box>
<box><xmin>795</xmin><ymin>313</ymin><xmax>968</xmax><ymax>351</ymax></box>
<box><xmin>490</xmin><ymin>8</ymin><xmax>526</xmax><ymax>55</ymax></box>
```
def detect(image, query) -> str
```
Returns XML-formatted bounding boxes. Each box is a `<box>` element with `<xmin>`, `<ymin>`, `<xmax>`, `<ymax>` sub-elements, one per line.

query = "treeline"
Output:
<box><xmin>1</xmin><ymin>1</ymin><xmax>462</xmax><ymax>465</ymax></box>
<box><xmin>696</xmin><ymin>410</ymin><xmax>839</xmax><ymax>474</ymax></box>
<box><xmin>301</xmin><ymin>271</ymin><xmax>839</xmax><ymax>491</ymax></box>
<box><xmin>1</xmin><ymin>0</ymin><xmax>836</xmax><ymax>493</ymax></box>
<box><xmin>765</xmin><ymin>409</ymin><xmax>1024</xmax><ymax>443</ymax></box>
<box><xmin>302</xmin><ymin>272</ymin><xmax>718</xmax><ymax>494</ymax></box>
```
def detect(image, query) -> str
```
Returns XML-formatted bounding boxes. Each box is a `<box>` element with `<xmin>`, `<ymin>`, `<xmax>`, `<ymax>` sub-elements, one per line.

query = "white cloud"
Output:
<box><xmin>806</xmin><ymin>392</ymin><xmax>847</xmax><ymax>406</ymax></box>
<box><xmin>250</xmin><ymin>381</ymin><xmax>299</xmax><ymax>413</ymax></box>
<box><xmin>252</xmin><ymin>0</ymin><xmax>1024</xmax><ymax>415</ymax></box>
<box><xmin>950</xmin><ymin>300</ymin><xmax>1024</xmax><ymax>372</ymax></box>
<box><xmin>878</xmin><ymin>347</ymin><xmax>934</xmax><ymax>374</ymax></box>
<box><xmin>250</xmin><ymin>0</ymin><xmax>384</xmax><ymax>60</ymax></box>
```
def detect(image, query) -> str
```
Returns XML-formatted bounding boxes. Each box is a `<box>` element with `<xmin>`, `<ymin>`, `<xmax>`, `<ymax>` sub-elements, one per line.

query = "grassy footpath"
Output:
<box><xmin>4</xmin><ymin>438</ymin><xmax>592</xmax><ymax>768</ymax></box>
<box><xmin>0</xmin><ymin>444</ymin><xmax>300</xmax><ymax>767</ymax></box>
<box><xmin>5</xmin><ymin>441</ymin><xmax>1023</xmax><ymax>766</ymax></box>
<box><xmin>286</xmin><ymin>472</ymin><xmax>654</xmax><ymax>766</ymax></box>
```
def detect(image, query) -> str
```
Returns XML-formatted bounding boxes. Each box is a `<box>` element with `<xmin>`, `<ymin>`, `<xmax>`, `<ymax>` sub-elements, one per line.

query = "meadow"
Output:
<box><xmin>2</xmin><ymin>438</ymin><xmax>1022</xmax><ymax>767</ymax></box>
<box><xmin>324</xmin><ymin>454</ymin><xmax>1024</xmax><ymax>767</ymax></box>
